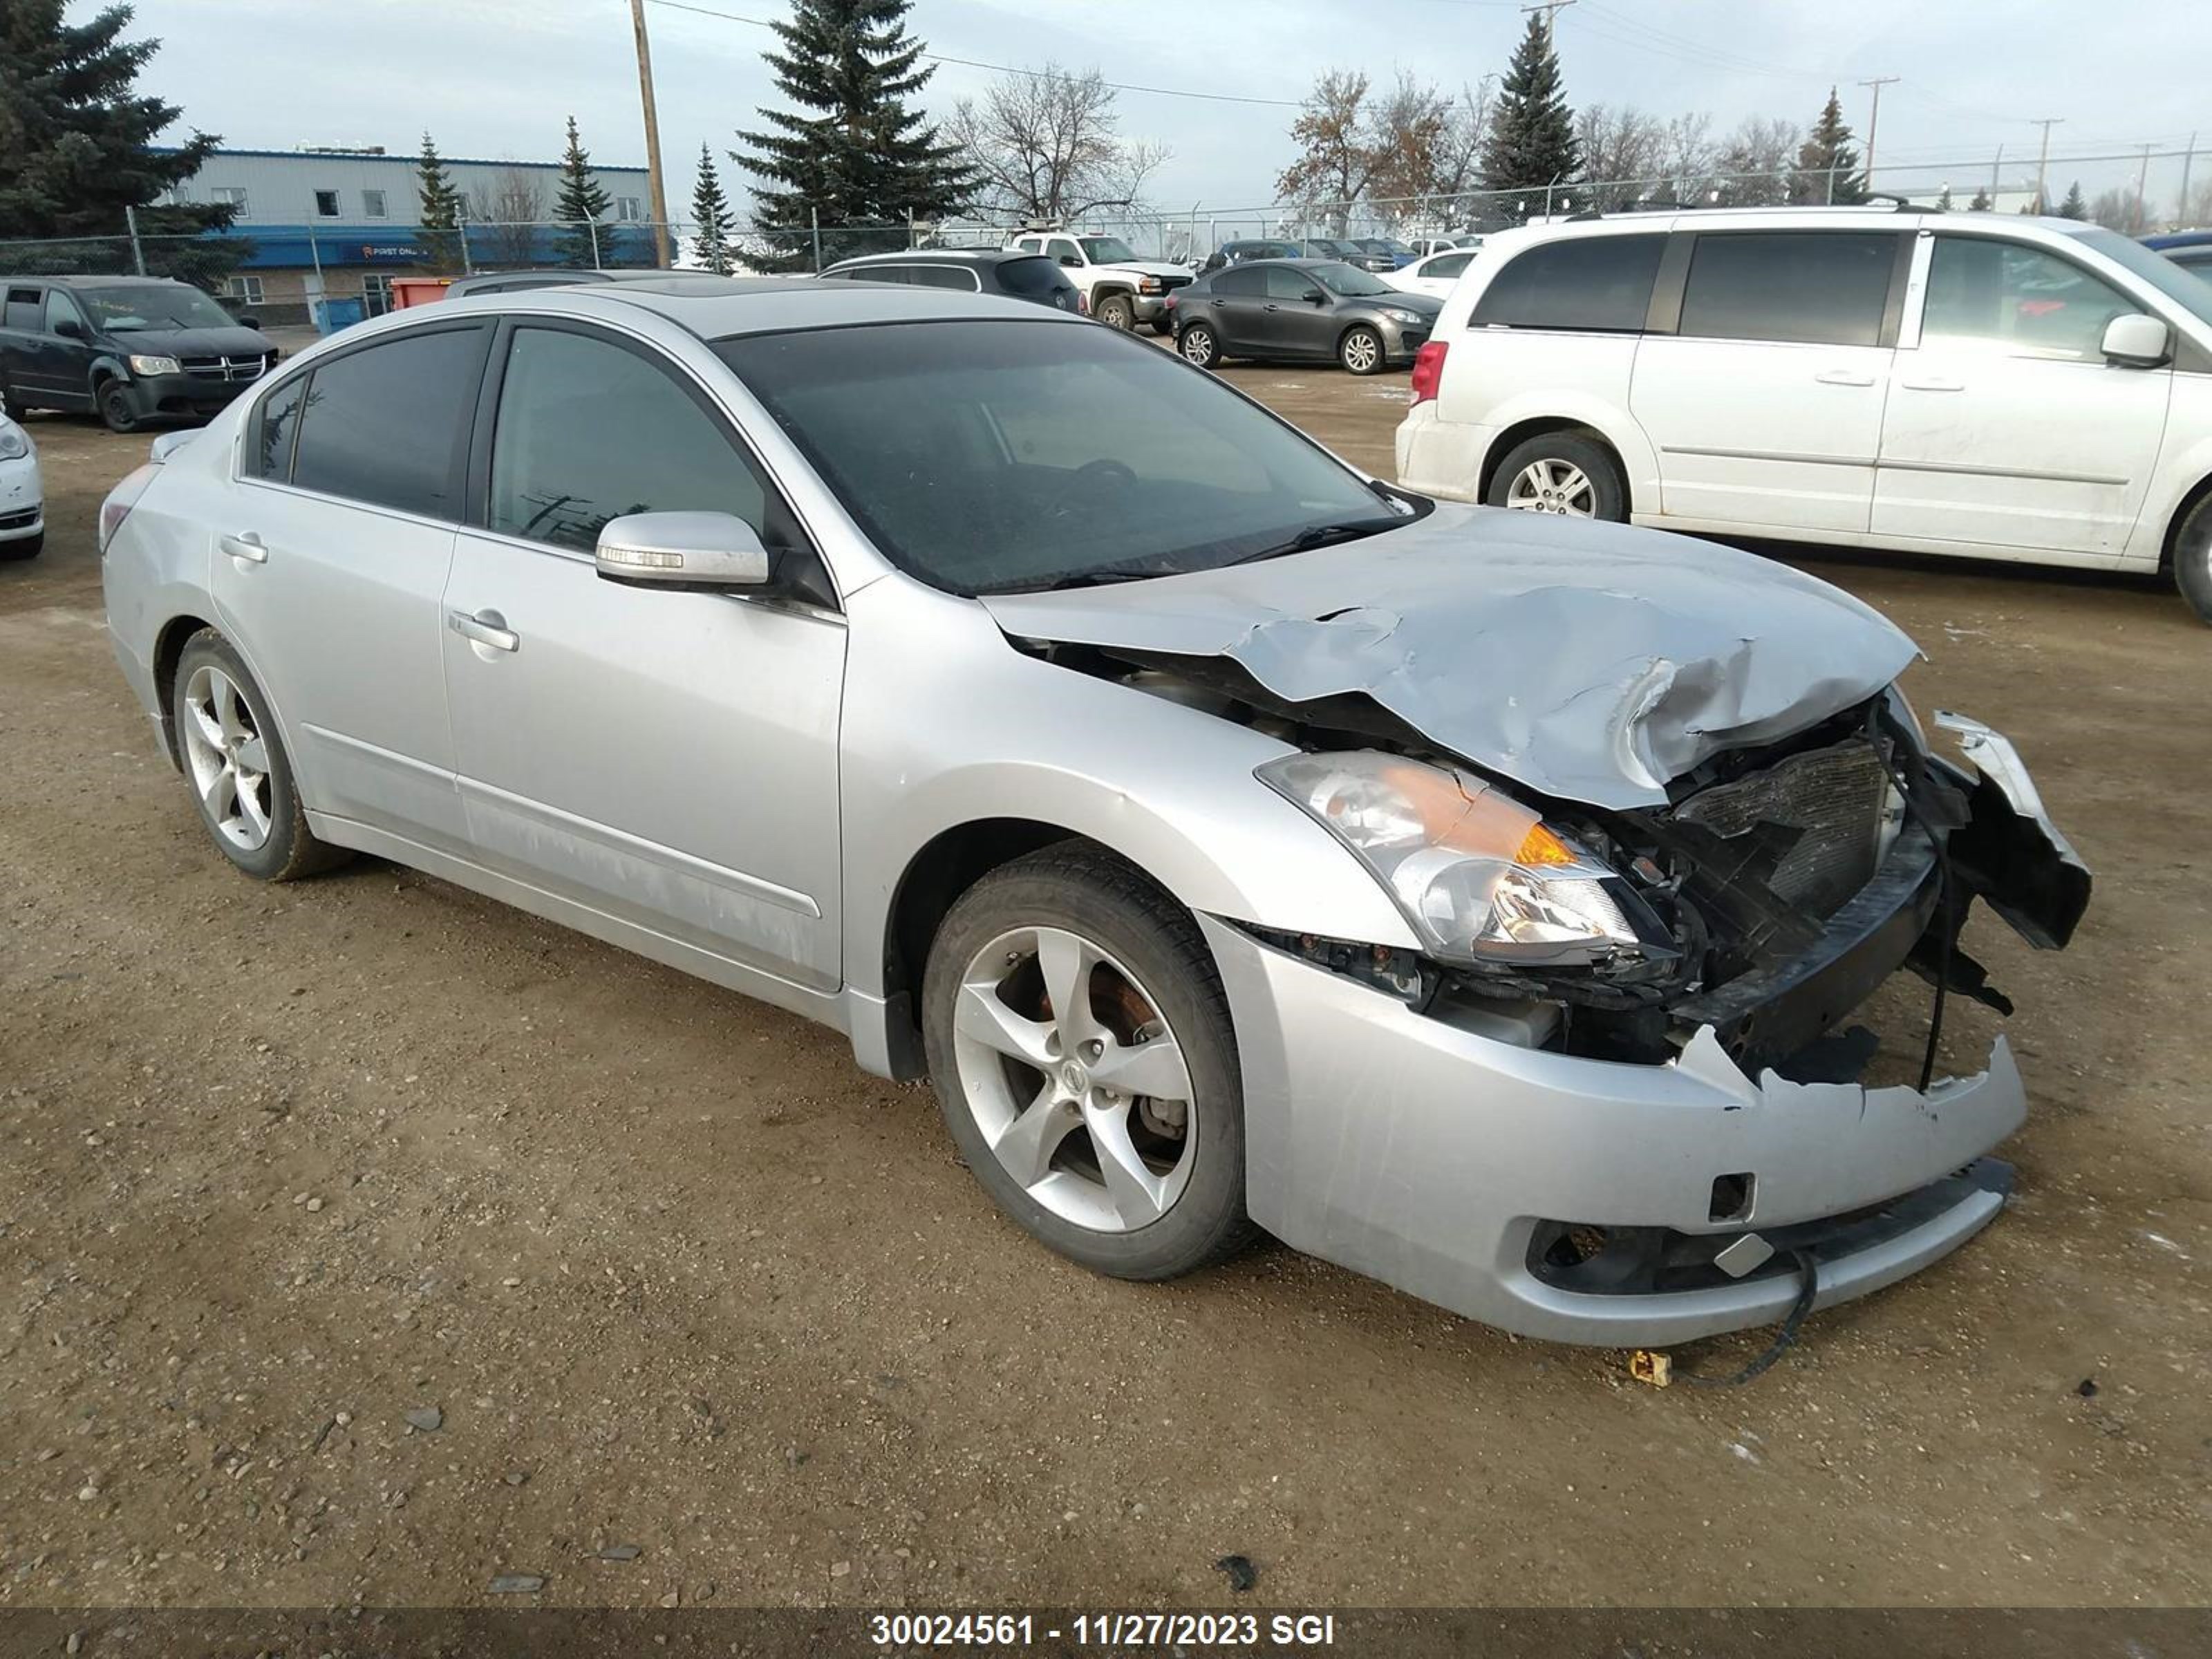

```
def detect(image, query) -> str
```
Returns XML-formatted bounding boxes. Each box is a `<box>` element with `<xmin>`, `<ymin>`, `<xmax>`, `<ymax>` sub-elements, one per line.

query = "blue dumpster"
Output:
<box><xmin>310</xmin><ymin>296</ymin><xmax>367</xmax><ymax>335</ymax></box>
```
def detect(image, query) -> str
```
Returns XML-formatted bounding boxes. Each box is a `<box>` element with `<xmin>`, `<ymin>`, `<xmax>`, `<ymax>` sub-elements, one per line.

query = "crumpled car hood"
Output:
<box><xmin>981</xmin><ymin>505</ymin><xmax>1920</xmax><ymax>809</ymax></box>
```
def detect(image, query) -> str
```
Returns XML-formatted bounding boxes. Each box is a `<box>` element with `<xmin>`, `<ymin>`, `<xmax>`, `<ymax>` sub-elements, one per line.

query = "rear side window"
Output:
<box><xmin>1427</xmin><ymin>252</ymin><xmax>1475</xmax><ymax>279</ymax></box>
<box><xmin>850</xmin><ymin>265</ymin><xmax>912</xmax><ymax>285</ymax></box>
<box><xmin>1678</xmin><ymin>232</ymin><xmax>1897</xmax><ymax>347</ymax></box>
<box><xmin>909</xmin><ymin>265</ymin><xmax>980</xmax><ymax>292</ymax></box>
<box><xmin>996</xmin><ymin>256</ymin><xmax>1074</xmax><ymax>299</ymax></box>
<box><xmin>250</xmin><ymin>377</ymin><xmax>306</xmax><ymax>481</ymax></box>
<box><xmin>290</xmin><ymin>325</ymin><xmax>489</xmax><ymax>518</ymax></box>
<box><xmin>1473</xmin><ymin>234</ymin><xmax>1665</xmax><ymax>332</ymax></box>
<box><xmin>4</xmin><ymin>288</ymin><xmax>41</xmax><ymax>332</ymax></box>
<box><xmin>1213</xmin><ymin>267</ymin><xmax>1266</xmax><ymax>296</ymax></box>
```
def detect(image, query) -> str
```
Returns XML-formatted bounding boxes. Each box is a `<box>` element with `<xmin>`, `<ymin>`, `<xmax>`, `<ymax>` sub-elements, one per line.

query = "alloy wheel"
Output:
<box><xmin>950</xmin><ymin>924</ymin><xmax>1197</xmax><ymax>1233</ymax></box>
<box><xmin>1505</xmin><ymin>457</ymin><xmax>1596</xmax><ymax>516</ymax></box>
<box><xmin>1181</xmin><ymin>327</ymin><xmax>1215</xmax><ymax>364</ymax></box>
<box><xmin>1342</xmin><ymin>330</ymin><xmax>1380</xmax><ymax>373</ymax></box>
<box><xmin>180</xmin><ymin>664</ymin><xmax>274</xmax><ymax>852</ymax></box>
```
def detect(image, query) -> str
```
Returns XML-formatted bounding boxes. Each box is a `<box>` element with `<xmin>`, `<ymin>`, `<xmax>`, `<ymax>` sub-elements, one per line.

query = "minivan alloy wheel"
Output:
<box><xmin>180</xmin><ymin>663</ymin><xmax>275</xmax><ymax>853</ymax></box>
<box><xmin>951</xmin><ymin>924</ymin><xmax>1197</xmax><ymax>1232</ymax></box>
<box><xmin>1506</xmin><ymin>457</ymin><xmax>1596</xmax><ymax>516</ymax></box>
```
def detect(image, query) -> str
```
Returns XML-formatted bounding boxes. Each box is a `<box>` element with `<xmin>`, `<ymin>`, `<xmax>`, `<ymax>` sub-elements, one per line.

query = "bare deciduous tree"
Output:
<box><xmin>1574</xmin><ymin>104</ymin><xmax>1667</xmax><ymax>211</ymax></box>
<box><xmin>1659</xmin><ymin>111</ymin><xmax>1716</xmax><ymax>204</ymax></box>
<box><xmin>471</xmin><ymin>165</ymin><xmax>546</xmax><ymax>268</ymax></box>
<box><xmin>1432</xmin><ymin>82</ymin><xmax>1494</xmax><ymax>205</ymax></box>
<box><xmin>1712</xmin><ymin>114</ymin><xmax>1800</xmax><ymax>205</ymax></box>
<box><xmin>947</xmin><ymin>64</ymin><xmax>1166</xmax><ymax>225</ymax></box>
<box><xmin>2091</xmin><ymin>185</ymin><xmax>2152</xmax><ymax>237</ymax></box>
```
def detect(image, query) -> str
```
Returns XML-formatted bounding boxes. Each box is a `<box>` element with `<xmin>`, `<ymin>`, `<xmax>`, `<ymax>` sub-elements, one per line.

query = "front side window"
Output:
<box><xmin>1678</xmin><ymin>231</ymin><xmax>1897</xmax><ymax>347</ymax></box>
<box><xmin>1264</xmin><ymin>266</ymin><xmax>1322</xmax><ymax>301</ymax></box>
<box><xmin>1078</xmin><ymin>236</ymin><xmax>1137</xmax><ymax>265</ymax></box>
<box><xmin>995</xmin><ymin>256</ymin><xmax>1076</xmax><ymax>300</ymax></box>
<box><xmin>1472</xmin><ymin>234</ymin><xmax>1665</xmax><ymax>332</ymax></box>
<box><xmin>1047</xmin><ymin>238</ymin><xmax>1082</xmax><ymax>266</ymax></box>
<box><xmin>44</xmin><ymin>290</ymin><xmax>86</xmax><ymax>336</ymax></box>
<box><xmin>1427</xmin><ymin>252</ymin><xmax>1474</xmax><ymax>280</ymax></box>
<box><xmin>716</xmin><ymin>319</ymin><xmax>1399</xmax><ymax>596</ymax></box>
<box><xmin>1312</xmin><ymin>262</ymin><xmax>1391</xmax><ymax>298</ymax></box>
<box><xmin>1922</xmin><ymin>237</ymin><xmax>2140</xmax><ymax>361</ymax></box>
<box><xmin>488</xmin><ymin>326</ymin><xmax>768</xmax><ymax>553</ymax></box>
<box><xmin>289</xmin><ymin>325</ymin><xmax>488</xmax><ymax>518</ymax></box>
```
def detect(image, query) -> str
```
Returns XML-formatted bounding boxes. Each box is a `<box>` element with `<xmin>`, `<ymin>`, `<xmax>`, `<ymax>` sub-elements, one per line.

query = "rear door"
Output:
<box><xmin>1</xmin><ymin>286</ymin><xmax>50</xmax><ymax>404</ymax></box>
<box><xmin>215</xmin><ymin>320</ymin><xmax>493</xmax><ymax>850</ymax></box>
<box><xmin>1631</xmin><ymin>229</ymin><xmax>1906</xmax><ymax>534</ymax></box>
<box><xmin>1203</xmin><ymin>266</ymin><xmax>1271</xmax><ymax>353</ymax></box>
<box><xmin>1872</xmin><ymin>233</ymin><xmax>2172</xmax><ymax>558</ymax></box>
<box><xmin>440</xmin><ymin>319</ymin><xmax>847</xmax><ymax>986</ymax></box>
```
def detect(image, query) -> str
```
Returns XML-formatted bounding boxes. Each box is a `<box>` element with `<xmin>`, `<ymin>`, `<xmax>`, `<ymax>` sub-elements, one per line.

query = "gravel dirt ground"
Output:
<box><xmin>1</xmin><ymin>368</ymin><xmax>2208</xmax><ymax>1614</ymax></box>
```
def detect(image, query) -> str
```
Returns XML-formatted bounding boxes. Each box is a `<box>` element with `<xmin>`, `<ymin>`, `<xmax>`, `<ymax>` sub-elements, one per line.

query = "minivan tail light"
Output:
<box><xmin>1409</xmin><ymin>340</ymin><xmax>1449</xmax><ymax>406</ymax></box>
<box><xmin>99</xmin><ymin>462</ymin><xmax>161</xmax><ymax>556</ymax></box>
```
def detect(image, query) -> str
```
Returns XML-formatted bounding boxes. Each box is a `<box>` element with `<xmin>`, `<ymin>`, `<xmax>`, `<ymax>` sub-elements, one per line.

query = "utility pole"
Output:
<box><xmin>628</xmin><ymin>0</ymin><xmax>673</xmax><ymax>268</ymax></box>
<box><xmin>1989</xmin><ymin>144</ymin><xmax>2003</xmax><ymax>209</ymax></box>
<box><xmin>2181</xmin><ymin>132</ymin><xmax>2198</xmax><ymax>227</ymax></box>
<box><xmin>2030</xmin><ymin>118</ymin><xmax>2063</xmax><ymax>214</ymax></box>
<box><xmin>2136</xmin><ymin>142</ymin><xmax>2155</xmax><ymax>232</ymax></box>
<box><xmin>1519</xmin><ymin>0</ymin><xmax>1576</xmax><ymax>41</ymax></box>
<box><xmin>1857</xmin><ymin>77</ymin><xmax>1899</xmax><ymax>189</ymax></box>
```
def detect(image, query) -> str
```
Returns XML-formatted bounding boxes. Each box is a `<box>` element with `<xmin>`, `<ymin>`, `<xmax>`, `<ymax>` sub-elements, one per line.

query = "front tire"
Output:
<box><xmin>2173</xmin><ymin>491</ymin><xmax>2212</xmax><ymax>626</ymax></box>
<box><xmin>98</xmin><ymin>379</ymin><xmax>141</xmax><ymax>435</ymax></box>
<box><xmin>1338</xmin><ymin>326</ymin><xmax>1386</xmax><ymax>375</ymax></box>
<box><xmin>1485</xmin><ymin>430</ymin><xmax>1628</xmax><ymax>522</ymax></box>
<box><xmin>1094</xmin><ymin>293</ymin><xmax>1136</xmax><ymax>331</ymax></box>
<box><xmin>171</xmin><ymin>630</ymin><xmax>351</xmax><ymax>882</ymax></box>
<box><xmin>1178</xmin><ymin>323</ymin><xmax>1222</xmax><ymax>369</ymax></box>
<box><xmin>921</xmin><ymin>845</ymin><xmax>1256</xmax><ymax>1282</ymax></box>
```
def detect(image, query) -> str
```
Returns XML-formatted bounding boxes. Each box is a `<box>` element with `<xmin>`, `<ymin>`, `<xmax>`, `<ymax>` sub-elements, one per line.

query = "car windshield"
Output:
<box><xmin>1362</xmin><ymin>238</ymin><xmax>1415</xmax><ymax>256</ymax></box>
<box><xmin>2059</xmin><ymin>225</ymin><xmax>2212</xmax><ymax>328</ymax></box>
<box><xmin>1079</xmin><ymin>236</ymin><xmax>1138</xmax><ymax>264</ymax></box>
<box><xmin>1311</xmin><ymin>263</ymin><xmax>1394</xmax><ymax>298</ymax></box>
<box><xmin>716</xmin><ymin>320</ymin><xmax>1400</xmax><ymax>595</ymax></box>
<box><xmin>76</xmin><ymin>284</ymin><xmax>236</xmax><ymax>331</ymax></box>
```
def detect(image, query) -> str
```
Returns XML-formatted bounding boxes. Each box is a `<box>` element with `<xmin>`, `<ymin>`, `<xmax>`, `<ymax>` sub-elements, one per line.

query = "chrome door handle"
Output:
<box><xmin>1900</xmin><ymin>377</ymin><xmax>1965</xmax><ymax>392</ymax></box>
<box><xmin>220</xmin><ymin>531</ymin><xmax>267</xmax><ymax>563</ymax></box>
<box><xmin>1814</xmin><ymin>370</ymin><xmax>1876</xmax><ymax>386</ymax></box>
<box><xmin>447</xmin><ymin>609</ymin><xmax>519</xmax><ymax>653</ymax></box>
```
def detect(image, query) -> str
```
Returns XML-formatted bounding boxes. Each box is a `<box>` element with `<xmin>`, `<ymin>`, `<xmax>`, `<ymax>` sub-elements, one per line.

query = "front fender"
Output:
<box><xmin>836</xmin><ymin>580</ymin><xmax>1418</xmax><ymax>1005</ymax></box>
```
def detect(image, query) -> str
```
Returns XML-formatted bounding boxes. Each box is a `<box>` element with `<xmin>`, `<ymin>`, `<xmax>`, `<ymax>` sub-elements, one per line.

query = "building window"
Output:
<box><xmin>213</xmin><ymin>185</ymin><xmax>250</xmax><ymax>214</ymax></box>
<box><xmin>362</xmin><ymin>189</ymin><xmax>387</xmax><ymax>219</ymax></box>
<box><xmin>225</xmin><ymin>274</ymin><xmax>266</xmax><ymax>306</ymax></box>
<box><xmin>615</xmin><ymin>196</ymin><xmax>643</xmax><ymax>222</ymax></box>
<box><xmin>315</xmin><ymin>189</ymin><xmax>341</xmax><ymax>218</ymax></box>
<box><xmin>361</xmin><ymin>273</ymin><xmax>395</xmax><ymax>318</ymax></box>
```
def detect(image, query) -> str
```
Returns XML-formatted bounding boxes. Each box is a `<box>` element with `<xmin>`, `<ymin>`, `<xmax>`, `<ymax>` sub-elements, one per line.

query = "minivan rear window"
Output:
<box><xmin>1472</xmin><ymin>234</ymin><xmax>1665</xmax><ymax>333</ymax></box>
<box><xmin>1678</xmin><ymin>231</ymin><xmax>1897</xmax><ymax>348</ymax></box>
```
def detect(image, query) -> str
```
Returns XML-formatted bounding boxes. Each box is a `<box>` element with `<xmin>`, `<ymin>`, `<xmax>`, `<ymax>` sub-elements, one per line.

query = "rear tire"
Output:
<box><xmin>1485</xmin><ymin>430</ymin><xmax>1628</xmax><ymax>522</ymax></box>
<box><xmin>1094</xmin><ymin>293</ymin><xmax>1136</xmax><ymax>331</ymax></box>
<box><xmin>1150</xmin><ymin>317</ymin><xmax>1174</xmax><ymax>337</ymax></box>
<box><xmin>2175</xmin><ymin>491</ymin><xmax>2212</xmax><ymax>626</ymax></box>
<box><xmin>170</xmin><ymin>629</ymin><xmax>352</xmax><ymax>882</ymax></box>
<box><xmin>1178</xmin><ymin>323</ymin><xmax>1222</xmax><ymax>369</ymax></box>
<box><xmin>0</xmin><ymin>532</ymin><xmax>41</xmax><ymax>561</ymax></box>
<box><xmin>98</xmin><ymin>379</ymin><xmax>140</xmax><ymax>435</ymax></box>
<box><xmin>921</xmin><ymin>844</ymin><xmax>1257</xmax><ymax>1282</ymax></box>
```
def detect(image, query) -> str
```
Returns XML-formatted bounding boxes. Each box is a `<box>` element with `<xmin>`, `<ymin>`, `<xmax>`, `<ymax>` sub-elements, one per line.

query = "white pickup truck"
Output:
<box><xmin>1004</xmin><ymin>232</ymin><xmax>1194</xmax><ymax>334</ymax></box>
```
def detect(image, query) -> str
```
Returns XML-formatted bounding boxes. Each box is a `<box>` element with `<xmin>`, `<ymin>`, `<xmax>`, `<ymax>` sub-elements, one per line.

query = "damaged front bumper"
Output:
<box><xmin>1202</xmin><ymin>711</ymin><xmax>2086</xmax><ymax>1347</ymax></box>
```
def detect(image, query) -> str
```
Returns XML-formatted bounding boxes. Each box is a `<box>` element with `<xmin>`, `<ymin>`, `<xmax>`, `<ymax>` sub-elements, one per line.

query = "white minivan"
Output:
<box><xmin>1394</xmin><ymin>207</ymin><xmax>2212</xmax><ymax>622</ymax></box>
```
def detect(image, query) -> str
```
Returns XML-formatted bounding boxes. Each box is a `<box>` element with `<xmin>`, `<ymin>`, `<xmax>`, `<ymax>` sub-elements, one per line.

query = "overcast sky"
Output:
<box><xmin>109</xmin><ymin>0</ymin><xmax>2212</xmax><ymax>218</ymax></box>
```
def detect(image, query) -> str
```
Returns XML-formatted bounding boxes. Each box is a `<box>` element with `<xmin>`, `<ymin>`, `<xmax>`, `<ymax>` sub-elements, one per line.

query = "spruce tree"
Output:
<box><xmin>1479</xmin><ymin>15</ymin><xmax>1580</xmax><ymax>216</ymax></box>
<box><xmin>552</xmin><ymin>115</ymin><xmax>613</xmax><ymax>268</ymax></box>
<box><xmin>1788</xmin><ymin>91</ymin><xmax>1866</xmax><ymax>204</ymax></box>
<box><xmin>690</xmin><ymin>142</ymin><xmax>735</xmax><ymax>273</ymax></box>
<box><xmin>415</xmin><ymin>131</ymin><xmax>465</xmax><ymax>272</ymax></box>
<box><xmin>0</xmin><ymin>0</ymin><xmax>244</xmax><ymax>284</ymax></box>
<box><xmin>2058</xmin><ymin>180</ymin><xmax>2088</xmax><ymax>220</ymax></box>
<box><xmin>733</xmin><ymin>0</ymin><xmax>973</xmax><ymax>268</ymax></box>
<box><xmin>1935</xmin><ymin>184</ymin><xmax>1953</xmax><ymax>212</ymax></box>
<box><xmin>1969</xmin><ymin>185</ymin><xmax>1992</xmax><ymax>211</ymax></box>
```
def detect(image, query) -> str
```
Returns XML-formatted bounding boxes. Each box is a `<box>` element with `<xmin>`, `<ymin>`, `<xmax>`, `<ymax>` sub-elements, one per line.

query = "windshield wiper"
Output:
<box><xmin>1224</xmin><ymin>516</ymin><xmax>1403</xmax><ymax>567</ymax></box>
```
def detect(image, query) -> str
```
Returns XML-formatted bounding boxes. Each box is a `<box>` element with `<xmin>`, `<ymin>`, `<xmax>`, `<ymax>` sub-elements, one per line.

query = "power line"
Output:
<box><xmin>643</xmin><ymin>0</ymin><xmax>1306</xmax><ymax>108</ymax></box>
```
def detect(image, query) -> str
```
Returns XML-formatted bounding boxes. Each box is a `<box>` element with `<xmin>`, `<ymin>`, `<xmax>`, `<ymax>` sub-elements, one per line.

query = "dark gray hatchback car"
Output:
<box><xmin>1168</xmin><ymin>259</ymin><xmax>1443</xmax><ymax>375</ymax></box>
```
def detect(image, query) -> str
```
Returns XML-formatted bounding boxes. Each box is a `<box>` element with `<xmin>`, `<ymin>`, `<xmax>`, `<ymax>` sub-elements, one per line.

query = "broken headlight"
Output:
<box><xmin>1259</xmin><ymin>751</ymin><xmax>1666</xmax><ymax>968</ymax></box>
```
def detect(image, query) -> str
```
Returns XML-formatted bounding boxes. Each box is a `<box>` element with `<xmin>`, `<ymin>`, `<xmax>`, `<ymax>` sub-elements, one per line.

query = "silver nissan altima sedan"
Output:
<box><xmin>100</xmin><ymin>276</ymin><xmax>2090</xmax><ymax>1347</ymax></box>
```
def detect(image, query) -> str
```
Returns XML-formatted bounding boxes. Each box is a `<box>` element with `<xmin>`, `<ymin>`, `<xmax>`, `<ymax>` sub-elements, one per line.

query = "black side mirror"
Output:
<box><xmin>53</xmin><ymin>318</ymin><xmax>85</xmax><ymax>340</ymax></box>
<box><xmin>236</xmin><ymin>314</ymin><xmax>261</xmax><ymax>330</ymax></box>
<box><xmin>1302</xmin><ymin>289</ymin><xmax>1326</xmax><ymax>305</ymax></box>
<box><xmin>1058</xmin><ymin>255</ymin><xmax>1082</xmax><ymax>268</ymax></box>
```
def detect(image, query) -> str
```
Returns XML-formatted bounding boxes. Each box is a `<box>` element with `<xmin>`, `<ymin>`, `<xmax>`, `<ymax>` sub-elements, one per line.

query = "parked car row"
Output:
<box><xmin>98</xmin><ymin>272</ymin><xmax>2088</xmax><ymax>1348</ymax></box>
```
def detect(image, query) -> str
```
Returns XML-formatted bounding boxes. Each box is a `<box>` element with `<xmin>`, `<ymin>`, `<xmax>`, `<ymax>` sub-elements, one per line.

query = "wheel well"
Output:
<box><xmin>2160</xmin><ymin>471</ymin><xmax>2212</xmax><ymax>573</ymax></box>
<box><xmin>1091</xmin><ymin>284</ymin><xmax>1134</xmax><ymax>305</ymax></box>
<box><xmin>1479</xmin><ymin>419</ymin><xmax>1630</xmax><ymax>511</ymax></box>
<box><xmin>151</xmin><ymin>613</ymin><xmax>216</xmax><ymax>765</ymax></box>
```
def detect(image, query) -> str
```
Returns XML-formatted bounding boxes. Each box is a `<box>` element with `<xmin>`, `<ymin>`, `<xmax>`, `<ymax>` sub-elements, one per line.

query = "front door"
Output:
<box><xmin>214</xmin><ymin>321</ymin><xmax>491</xmax><ymax>851</ymax></box>
<box><xmin>440</xmin><ymin>320</ymin><xmax>847</xmax><ymax>988</ymax></box>
<box><xmin>1262</xmin><ymin>265</ymin><xmax>1340</xmax><ymax>359</ymax></box>
<box><xmin>31</xmin><ymin>289</ymin><xmax>99</xmax><ymax>408</ymax></box>
<box><xmin>1873</xmin><ymin>234</ymin><xmax>2173</xmax><ymax>559</ymax></box>
<box><xmin>1633</xmin><ymin>229</ymin><xmax>1905</xmax><ymax>535</ymax></box>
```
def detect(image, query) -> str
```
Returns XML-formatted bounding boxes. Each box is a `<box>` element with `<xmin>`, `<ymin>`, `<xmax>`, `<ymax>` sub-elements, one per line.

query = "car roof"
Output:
<box><xmin>438</xmin><ymin>275</ymin><xmax>1088</xmax><ymax>339</ymax></box>
<box><xmin>2145</xmin><ymin>230</ymin><xmax>2212</xmax><ymax>250</ymax></box>
<box><xmin>27</xmin><ymin>274</ymin><xmax>199</xmax><ymax>289</ymax></box>
<box><xmin>825</xmin><ymin>249</ymin><xmax>1038</xmax><ymax>268</ymax></box>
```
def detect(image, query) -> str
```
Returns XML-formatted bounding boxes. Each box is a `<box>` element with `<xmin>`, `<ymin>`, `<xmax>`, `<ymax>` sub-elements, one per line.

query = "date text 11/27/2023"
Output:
<box><xmin>868</xmin><ymin>1612</ymin><xmax>1340</xmax><ymax>1648</ymax></box>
